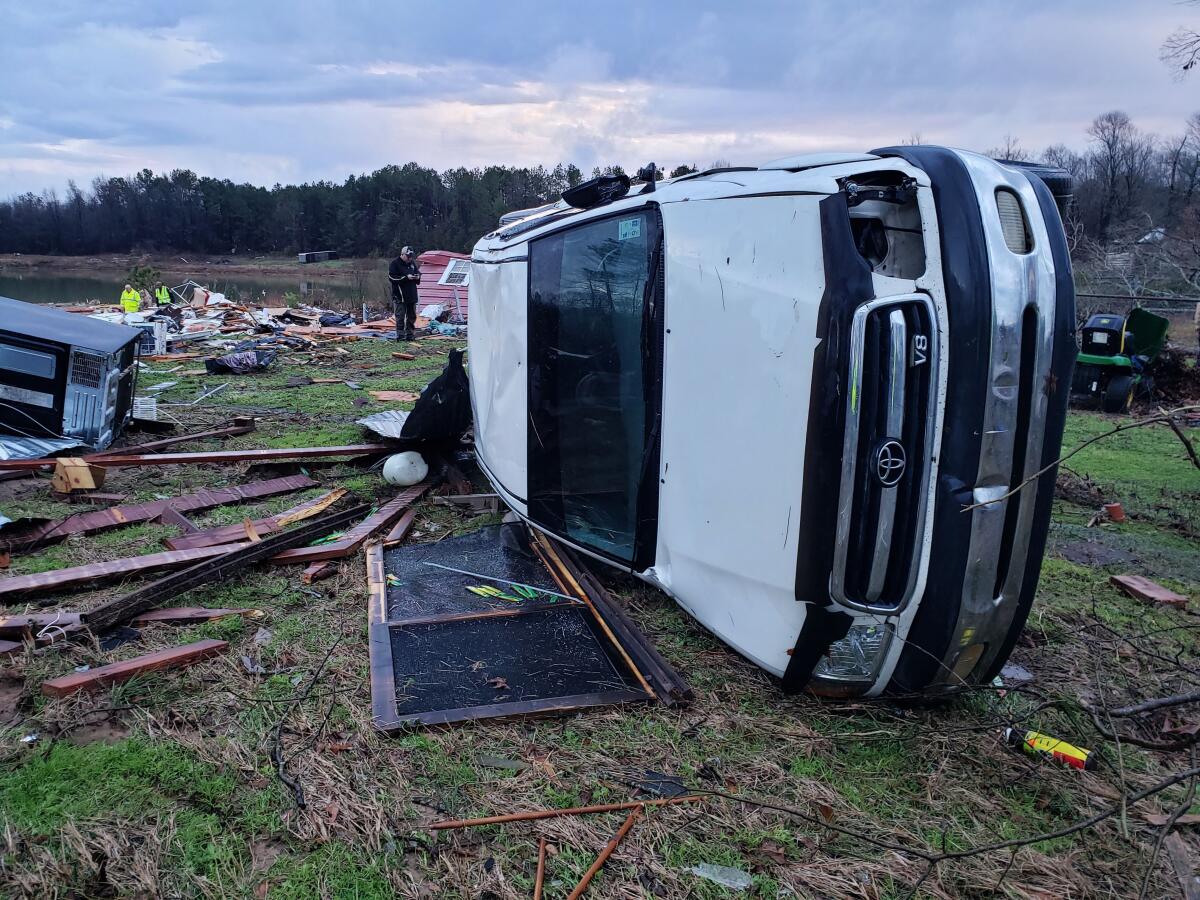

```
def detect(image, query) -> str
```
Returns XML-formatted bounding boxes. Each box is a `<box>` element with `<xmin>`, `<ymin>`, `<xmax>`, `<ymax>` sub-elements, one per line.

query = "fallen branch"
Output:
<box><xmin>429</xmin><ymin>795</ymin><xmax>705</xmax><ymax>830</ymax></box>
<box><xmin>1113</xmin><ymin>691</ymin><xmax>1200</xmax><ymax>718</ymax></box>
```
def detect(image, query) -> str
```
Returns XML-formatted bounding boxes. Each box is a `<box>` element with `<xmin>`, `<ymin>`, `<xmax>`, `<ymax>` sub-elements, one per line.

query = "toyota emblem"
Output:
<box><xmin>873</xmin><ymin>440</ymin><xmax>906</xmax><ymax>487</ymax></box>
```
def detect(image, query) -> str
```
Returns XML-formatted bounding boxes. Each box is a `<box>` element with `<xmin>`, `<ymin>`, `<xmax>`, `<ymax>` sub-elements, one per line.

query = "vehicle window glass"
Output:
<box><xmin>528</xmin><ymin>210</ymin><xmax>660</xmax><ymax>562</ymax></box>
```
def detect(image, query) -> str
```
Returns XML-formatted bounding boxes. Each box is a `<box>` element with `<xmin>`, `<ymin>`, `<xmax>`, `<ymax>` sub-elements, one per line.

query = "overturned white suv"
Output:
<box><xmin>467</xmin><ymin>146</ymin><xmax>1075</xmax><ymax>697</ymax></box>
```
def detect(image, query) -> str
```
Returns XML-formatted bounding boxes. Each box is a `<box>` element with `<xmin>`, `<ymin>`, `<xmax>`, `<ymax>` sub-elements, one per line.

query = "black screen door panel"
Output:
<box><xmin>528</xmin><ymin>209</ymin><xmax>662</xmax><ymax>565</ymax></box>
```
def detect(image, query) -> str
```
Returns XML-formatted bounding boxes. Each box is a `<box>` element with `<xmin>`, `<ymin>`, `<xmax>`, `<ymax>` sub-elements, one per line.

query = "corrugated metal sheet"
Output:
<box><xmin>417</xmin><ymin>250</ymin><xmax>470</xmax><ymax>322</ymax></box>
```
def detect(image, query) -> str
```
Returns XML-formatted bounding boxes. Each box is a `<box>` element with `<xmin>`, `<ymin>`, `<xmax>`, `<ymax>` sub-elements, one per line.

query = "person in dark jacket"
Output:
<box><xmin>388</xmin><ymin>246</ymin><xmax>421</xmax><ymax>341</ymax></box>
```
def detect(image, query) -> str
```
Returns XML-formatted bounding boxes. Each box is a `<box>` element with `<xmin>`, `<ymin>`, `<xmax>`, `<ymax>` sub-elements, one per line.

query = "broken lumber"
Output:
<box><xmin>0</xmin><ymin>475</ymin><xmax>317</xmax><ymax>554</ymax></box>
<box><xmin>1110</xmin><ymin>574</ymin><xmax>1189</xmax><ymax>609</ymax></box>
<box><xmin>0</xmin><ymin>444</ymin><xmax>391</xmax><ymax>472</ymax></box>
<box><xmin>41</xmin><ymin>639</ymin><xmax>228</xmax><ymax>697</ymax></box>
<box><xmin>51</xmin><ymin>458</ymin><xmax>106</xmax><ymax>494</ymax></box>
<box><xmin>301</xmin><ymin>561</ymin><xmax>337</xmax><ymax>583</ymax></box>
<box><xmin>368</xmin><ymin>390</ymin><xmax>419</xmax><ymax>402</ymax></box>
<box><xmin>0</xmin><ymin>639</ymin><xmax>21</xmax><ymax>658</ymax></box>
<box><xmin>131</xmin><ymin>607</ymin><xmax>254</xmax><ymax>626</ymax></box>
<box><xmin>272</xmin><ymin>481</ymin><xmax>432</xmax><ymax>565</ymax></box>
<box><xmin>164</xmin><ymin>488</ymin><xmax>347</xmax><ymax>551</ymax></box>
<box><xmin>383</xmin><ymin>508</ymin><xmax>418</xmax><ymax>545</ymax></box>
<box><xmin>1</xmin><ymin>419</ymin><xmax>258</xmax><ymax>476</ymax></box>
<box><xmin>155</xmin><ymin>506</ymin><xmax>199</xmax><ymax>533</ymax></box>
<box><xmin>567</xmin><ymin>807</ymin><xmax>642</xmax><ymax>900</ymax></box>
<box><xmin>82</xmin><ymin>504</ymin><xmax>370</xmax><ymax>632</ymax></box>
<box><xmin>0</xmin><ymin>611</ymin><xmax>82</xmax><ymax>639</ymax></box>
<box><xmin>429</xmin><ymin>796</ymin><xmax>706</xmax><ymax>830</ymax></box>
<box><xmin>0</xmin><ymin>545</ymin><xmax>249</xmax><ymax>602</ymax></box>
<box><xmin>536</xmin><ymin>532</ymin><xmax>693</xmax><ymax>706</ymax></box>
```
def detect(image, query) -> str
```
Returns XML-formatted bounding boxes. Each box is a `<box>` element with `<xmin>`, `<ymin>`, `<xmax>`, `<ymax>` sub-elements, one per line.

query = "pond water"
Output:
<box><xmin>0</xmin><ymin>269</ymin><xmax>381</xmax><ymax>310</ymax></box>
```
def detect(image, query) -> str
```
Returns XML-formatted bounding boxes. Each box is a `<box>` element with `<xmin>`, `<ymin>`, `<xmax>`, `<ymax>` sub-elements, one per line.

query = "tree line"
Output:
<box><xmin>2</xmin><ymin>112</ymin><xmax>1199</xmax><ymax>285</ymax></box>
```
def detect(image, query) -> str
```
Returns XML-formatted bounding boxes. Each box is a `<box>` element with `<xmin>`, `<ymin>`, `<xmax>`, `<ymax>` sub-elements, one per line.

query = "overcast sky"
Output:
<box><xmin>0</xmin><ymin>1</ymin><xmax>1195</xmax><ymax>196</ymax></box>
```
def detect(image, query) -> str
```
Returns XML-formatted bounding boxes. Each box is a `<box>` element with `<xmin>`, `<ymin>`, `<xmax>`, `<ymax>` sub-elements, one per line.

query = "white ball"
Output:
<box><xmin>382</xmin><ymin>451</ymin><xmax>428</xmax><ymax>486</ymax></box>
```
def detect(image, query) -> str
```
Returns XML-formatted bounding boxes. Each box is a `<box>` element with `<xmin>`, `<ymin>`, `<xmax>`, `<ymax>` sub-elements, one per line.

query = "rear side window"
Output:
<box><xmin>527</xmin><ymin>209</ymin><xmax>663</xmax><ymax>564</ymax></box>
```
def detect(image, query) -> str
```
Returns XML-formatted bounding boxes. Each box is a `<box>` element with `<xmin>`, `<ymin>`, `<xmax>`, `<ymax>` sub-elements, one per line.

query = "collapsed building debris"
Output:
<box><xmin>81</xmin><ymin>503</ymin><xmax>370</xmax><ymax>632</ymax></box>
<box><xmin>0</xmin><ymin>475</ymin><xmax>317</xmax><ymax>553</ymax></box>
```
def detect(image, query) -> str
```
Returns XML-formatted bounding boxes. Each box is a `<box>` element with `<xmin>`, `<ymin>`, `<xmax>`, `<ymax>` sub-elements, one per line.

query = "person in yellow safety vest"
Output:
<box><xmin>154</xmin><ymin>283</ymin><xmax>170</xmax><ymax>306</ymax></box>
<box><xmin>119</xmin><ymin>284</ymin><xmax>141</xmax><ymax>314</ymax></box>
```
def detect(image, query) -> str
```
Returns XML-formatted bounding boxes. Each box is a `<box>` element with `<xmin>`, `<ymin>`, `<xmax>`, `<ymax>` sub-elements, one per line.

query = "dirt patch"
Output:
<box><xmin>0</xmin><ymin>676</ymin><xmax>25</xmax><ymax>724</ymax></box>
<box><xmin>63</xmin><ymin>714</ymin><xmax>132</xmax><ymax>746</ymax></box>
<box><xmin>1054</xmin><ymin>538</ymin><xmax>1137</xmax><ymax>567</ymax></box>
<box><xmin>250</xmin><ymin>838</ymin><xmax>288</xmax><ymax>876</ymax></box>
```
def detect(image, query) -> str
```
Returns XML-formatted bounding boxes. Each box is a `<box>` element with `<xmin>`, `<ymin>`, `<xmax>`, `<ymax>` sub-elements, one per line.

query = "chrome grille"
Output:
<box><xmin>830</xmin><ymin>294</ymin><xmax>938</xmax><ymax>613</ymax></box>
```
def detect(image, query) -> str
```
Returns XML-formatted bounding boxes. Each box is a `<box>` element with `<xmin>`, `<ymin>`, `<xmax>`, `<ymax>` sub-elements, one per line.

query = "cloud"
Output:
<box><xmin>0</xmin><ymin>0</ymin><xmax>1197</xmax><ymax>195</ymax></box>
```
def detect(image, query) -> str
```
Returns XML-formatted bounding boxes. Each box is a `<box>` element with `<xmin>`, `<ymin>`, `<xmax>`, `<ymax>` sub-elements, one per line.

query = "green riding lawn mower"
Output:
<box><xmin>1071</xmin><ymin>307</ymin><xmax>1171</xmax><ymax>413</ymax></box>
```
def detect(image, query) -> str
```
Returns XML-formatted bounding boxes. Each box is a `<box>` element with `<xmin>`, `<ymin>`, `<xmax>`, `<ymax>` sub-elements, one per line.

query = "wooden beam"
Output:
<box><xmin>1</xmin><ymin>475</ymin><xmax>318</xmax><ymax>554</ymax></box>
<box><xmin>0</xmin><ymin>443</ymin><xmax>391</xmax><ymax>472</ymax></box>
<box><xmin>0</xmin><ymin>420</ymin><xmax>259</xmax><ymax>475</ymax></box>
<box><xmin>164</xmin><ymin>488</ymin><xmax>347</xmax><ymax>551</ymax></box>
<box><xmin>131</xmin><ymin>607</ymin><xmax>253</xmax><ymax>626</ymax></box>
<box><xmin>429</xmin><ymin>795</ymin><xmax>705</xmax><ymax>830</ymax></box>
<box><xmin>82</xmin><ymin>504</ymin><xmax>370</xmax><ymax>632</ymax></box>
<box><xmin>366</xmin><ymin>542</ymin><xmax>397</xmax><ymax>728</ymax></box>
<box><xmin>380</xmin><ymin>688</ymin><xmax>650</xmax><ymax>731</ymax></box>
<box><xmin>155</xmin><ymin>506</ymin><xmax>199</xmax><ymax>534</ymax></box>
<box><xmin>272</xmin><ymin>481</ymin><xmax>432</xmax><ymax>564</ymax></box>
<box><xmin>0</xmin><ymin>611</ymin><xmax>83</xmax><ymax>639</ymax></box>
<box><xmin>41</xmin><ymin>639</ymin><xmax>228</xmax><ymax>697</ymax></box>
<box><xmin>0</xmin><ymin>544</ymin><xmax>249</xmax><ymax>603</ymax></box>
<box><xmin>301</xmin><ymin>561</ymin><xmax>337</xmax><ymax>584</ymax></box>
<box><xmin>1110</xmin><ymin>574</ymin><xmax>1189</xmax><ymax>609</ymax></box>
<box><xmin>535</xmin><ymin>532</ymin><xmax>692</xmax><ymax>706</ymax></box>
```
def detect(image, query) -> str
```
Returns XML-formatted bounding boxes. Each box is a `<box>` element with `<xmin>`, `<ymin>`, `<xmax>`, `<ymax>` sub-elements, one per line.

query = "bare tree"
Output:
<box><xmin>1162</xmin><ymin>2</ymin><xmax>1200</xmax><ymax>76</ymax></box>
<box><xmin>984</xmin><ymin>134</ymin><xmax>1031</xmax><ymax>162</ymax></box>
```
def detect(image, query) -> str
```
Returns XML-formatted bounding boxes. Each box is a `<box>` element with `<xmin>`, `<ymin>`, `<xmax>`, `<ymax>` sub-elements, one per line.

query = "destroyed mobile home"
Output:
<box><xmin>470</xmin><ymin>146</ymin><xmax>1077</xmax><ymax>697</ymax></box>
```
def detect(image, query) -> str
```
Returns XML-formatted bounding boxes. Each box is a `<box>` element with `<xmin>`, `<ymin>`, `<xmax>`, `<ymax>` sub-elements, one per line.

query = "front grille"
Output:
<box><xmin>830</xmin><ymin>295</ymin><xmax>938</xmax><ymax>612</ymax></box>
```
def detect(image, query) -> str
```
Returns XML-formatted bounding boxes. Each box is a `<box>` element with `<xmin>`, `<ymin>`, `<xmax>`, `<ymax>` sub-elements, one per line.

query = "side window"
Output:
<box><xmin>527</xmin><ymin>210</ymin><xmax>662</xmax><ymax>564</ymax></box>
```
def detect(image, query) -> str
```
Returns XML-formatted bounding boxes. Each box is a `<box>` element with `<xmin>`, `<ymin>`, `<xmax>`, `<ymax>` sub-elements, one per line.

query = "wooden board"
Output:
<box><xmin>0</xmin><ymin>444</ymin><xmax>390</xmax><ymax>472</ymax></box>
<box><xmin>1110</xmin><ymin>574</ymin><xmax>1189</xmax><ymax>609</ymax></box>
<box><xmin>41</xmin><ymin>639</ymin><xmax>228</xmax><ymax>697</ymax></box>
<box><xmin>0</xmin><ymin>611</ymin><xmax>82</xmax><ymax>638</ymax></box>
<box><xmin>131</xmin><ymin>607</ymin><xmax>253</xmax><ymax>626</ymax></box>
<box><xmin>0</xmin><ymin>475</ymin><xmax>317</xmax><ymax>553</ymax></box>
<box><xmin>368</xmin><ymin>391</ymin><xmax>420</xmax><ymax>402</ymax></box>
<box><xmin>301</xmin><ymin>561</ymin><xmax>337</xmax><ymax>584</ymax></box>
<box><xmin>81</xmin><ymin>504</ymin><xmax>370</xmax><ymax>632</ymax></box>
<box><xmin>0</xmin><ymin>544</ymin><xmax>248</xmax><ymax>602</ymax></box>
<box><xmin>164</xmin><ymin>488</ymin><xmax>347</xmax><ymax>551</ymax></box>
<box><xmin>272</xmin><ymin>481</ymin><xmax>432</xmax><ymax>564</ymax></box>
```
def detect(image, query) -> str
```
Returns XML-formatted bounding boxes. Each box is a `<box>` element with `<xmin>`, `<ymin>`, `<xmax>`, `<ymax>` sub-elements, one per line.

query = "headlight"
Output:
<box><xmin>811</xmin><ymin>622</ymin><xmax>891</xmax><ymax>684</ymax></box>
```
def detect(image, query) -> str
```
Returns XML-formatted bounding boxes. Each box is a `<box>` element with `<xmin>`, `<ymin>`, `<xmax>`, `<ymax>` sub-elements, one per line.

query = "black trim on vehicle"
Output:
<box><xmin>869</xmin><ymin>145</ymin><xmax>993</xmax><ymax>694</ymax></box>
<box><xmin>792</xmin><ymin>193</ymin><xmax>876</xmax><ymax>610</ymax></box>
<box><xmin>781</xmin><ymin>604</ymin><xmax>854</xmax><ymax>693</ymax></box>
<box><xmin>978</xmin><ymin>172</ymin><xmax>1076</xmax><ymax>683</ymax></box>
<box><xmin>783</xmin><ymin>193</ymin><xmax>875</xmax><ymax>691</ymax></box>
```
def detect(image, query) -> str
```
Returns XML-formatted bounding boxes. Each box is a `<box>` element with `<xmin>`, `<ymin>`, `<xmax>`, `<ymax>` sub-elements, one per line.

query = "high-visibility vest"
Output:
<box><xmin>120</xmin><ymin>289</ymin><xmax>140</xmax><ymax>313</ymax></box>
<box><xmin>155</xmin><ymin>285</ymin><xmax>170</xmax><ymax>305</ymax></box>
